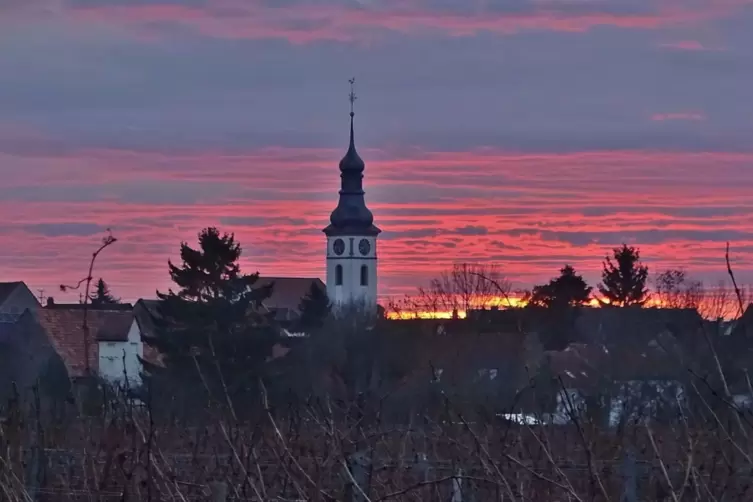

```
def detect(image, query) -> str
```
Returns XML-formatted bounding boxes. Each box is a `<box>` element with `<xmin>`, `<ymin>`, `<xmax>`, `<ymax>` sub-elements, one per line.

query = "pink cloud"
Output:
<box><xmin>2</xmin><ymin>147</ymin><xmax>753</xmax><ymax>303</ymax></box>
<box><xmin>659</xmin><ymin>38</ymin><xmax>730</xmax><ymax>52</ymax></box>
<box><xmin>660</xmin><ymin>40</ymin><xmax>712</xmax><ymax>51</ymax></box>
<box><xmin>651</xmin><ymin>112</ymin><xmax>706</xmax><ymax>121</ymax></box>
<box><xmin>64</xmin><ymin>1</ymin><xmax>734</xmax><ymax>42</ymax></box>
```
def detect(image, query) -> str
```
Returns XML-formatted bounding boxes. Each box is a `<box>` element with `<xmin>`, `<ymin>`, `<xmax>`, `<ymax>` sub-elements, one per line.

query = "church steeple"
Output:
<box><xmin>323</xmin><ymin>78</ymin><xmax>380</xmax><ymax>311</ymax></box>
<box><xmin>349</xmin><ymin>80</ymin><xmax>356</xmax><ymax>149</ymax></box>
<box><xmin>324</xmin><ymin>78</ymin><xmax>380</xmax><ymax>237</ymax></box>
<box><xmin>338</xmin><ymin>109</ymin><xmax>365</xmax><ymax>174</ymax></box>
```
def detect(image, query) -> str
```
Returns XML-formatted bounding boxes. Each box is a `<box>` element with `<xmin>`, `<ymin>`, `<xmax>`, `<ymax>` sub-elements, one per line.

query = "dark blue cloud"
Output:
<box><xmin>519</xmin><ymin>229</ymin><xmax>753</xmax><ymax>247</ymax></box>
<box><xmin>1</xmin><ymin>7</ymin><xmax>753</xmax><ymax>153</ymax></box>
<box><xmin>25</xmin><ymin>222</ymin><xmax>110</xmax><ymax>237</ymax></box>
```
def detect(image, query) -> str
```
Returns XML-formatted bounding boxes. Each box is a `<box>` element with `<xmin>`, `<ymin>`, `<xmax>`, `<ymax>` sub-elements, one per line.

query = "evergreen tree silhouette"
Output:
<box><xmin>296</xmin><ymin>282</ymin><xmax>331</xmax><ymax>332</ymax></box>
<box><xmin>597</xmin><ymin>244</ymin><xmax>649</xmax><ymax>306</ymax></box>
<box><xmin>90</xmin><ymin>278</ymin><xmax>119</xmax><ymax>305</ymax></box>
<box><xmin>530</xmin><ymin>265</ymin><xmax>592</xmax><ymax>308</ymax></box>
<box><xmin>141</xmin><ymin>227</ymin><xmax>278</xmax><ymax>416</ymax></box>
<box><xmin>528</xmin><ymin>265</ymin><xmax>592</xmax><ymax>351</ymax></box>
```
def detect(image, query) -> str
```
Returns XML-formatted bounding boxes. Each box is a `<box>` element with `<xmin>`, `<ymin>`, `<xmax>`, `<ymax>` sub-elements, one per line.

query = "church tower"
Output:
<box><xmin>323</xmin><ymin>79</ymin><xmax>380</xmax><ymax>311</ymax></box>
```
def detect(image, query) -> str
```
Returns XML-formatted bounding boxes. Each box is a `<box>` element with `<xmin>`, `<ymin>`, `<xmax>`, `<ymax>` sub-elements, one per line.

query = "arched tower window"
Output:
<box><xmin>335</xmin><ymin>264</ymin><xmax>343</xmax><ymax>286</ymax></box>
<box><xmin>360</xmin><ymin>265</ymin><xmax>368</xmax><ymax>286</ymax></box>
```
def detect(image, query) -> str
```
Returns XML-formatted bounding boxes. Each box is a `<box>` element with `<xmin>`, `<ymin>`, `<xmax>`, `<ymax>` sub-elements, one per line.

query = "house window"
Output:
<box><xmin>335</xmin><ymin>265</ymin><xmax>343</xmax><ymax>286</ymax></box>
<box><xmin>556</xmin><ymin>388</ymin><xmax>585</xmax><ymax>423</ymax></box>
<box><xmin>476</xmin><ymin>369</ymin><xmax>499</xmax><ymax>386</ymax></box>
<box><xmin>360</xmin><ymin>265</ymin><xmax>368</xmax><ymax>286</ymax></box>
<box><xmin>432</xmin><ymin>368</ymin><xmax>444</xmax><ymax>383</ymax></box>
<box><xmin>477</xmin><ymin>369</ymin><xmax>498</xmax><ymax>380</ymax></box>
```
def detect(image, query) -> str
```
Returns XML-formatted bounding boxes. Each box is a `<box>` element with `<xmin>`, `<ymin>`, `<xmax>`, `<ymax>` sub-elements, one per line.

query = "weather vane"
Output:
<box><xmin>348</xmin><ymin>77</ymin><xmax>357</xmax><ymax>115</ymax></box>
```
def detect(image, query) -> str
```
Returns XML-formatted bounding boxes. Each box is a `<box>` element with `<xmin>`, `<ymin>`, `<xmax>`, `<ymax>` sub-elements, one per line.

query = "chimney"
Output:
<box><xmin>46</xmin><ymin>297</ymin><xmax>55</xmax><ymax>307</ymax></box>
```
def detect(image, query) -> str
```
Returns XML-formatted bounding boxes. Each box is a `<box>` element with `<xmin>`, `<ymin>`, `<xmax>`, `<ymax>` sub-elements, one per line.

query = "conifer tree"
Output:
<box><xmin>530</xmin><ymin>265</ymin><xmax>592</xmax><ymax>308</ymax></box>
<box><xmin>141</xmin><ymin>227</ymin><xmax>278</xmax><ymax>416</ymax></box>
<box><xmin>528</xmin><ymin>265</ymin><xmax>591</xmax><ymax>351</ymax></box>
<box><xmin>90</xmin><ymin>278</ymin><xmax>119</xmax><ymax>305</ymax></box>
<box><xmin>597</xmin><ymin>244</ymin><xmax>649</xmax><ymax>306</ymax></box>
<box><xmin>296</xmin><ymin>282</ymin><xmax>331</xmax><ymax>332</ymax></box>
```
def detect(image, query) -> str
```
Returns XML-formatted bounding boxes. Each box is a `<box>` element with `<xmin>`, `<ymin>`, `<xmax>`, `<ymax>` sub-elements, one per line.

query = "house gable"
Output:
<box><xmin>0</xmin><ymin>311</ymin><xmax>70</xmax><ymax>404</ymax></box>
<box><xmin>0</xmin><ymin>281</ymin><xmax>40</xmax><ymax>318</ymax></box>
<box><xmin>98</xmin><ymin>317</ymin><xmax>143</xmax><ymax>385</ymax></box>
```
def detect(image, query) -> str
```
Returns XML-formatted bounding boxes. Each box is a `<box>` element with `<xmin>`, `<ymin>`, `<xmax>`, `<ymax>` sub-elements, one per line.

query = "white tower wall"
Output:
<box><xmin>326</xmin><ymin>235</ymin><xmax>378</xmax><ymax>308</ymax></box>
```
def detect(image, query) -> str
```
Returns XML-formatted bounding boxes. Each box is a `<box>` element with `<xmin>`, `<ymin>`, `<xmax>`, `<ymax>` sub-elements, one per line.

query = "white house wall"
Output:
<box><xmin>98</xmin><ymin>318</ymin><xmax>143</xmax><ymax>386</ymax></box>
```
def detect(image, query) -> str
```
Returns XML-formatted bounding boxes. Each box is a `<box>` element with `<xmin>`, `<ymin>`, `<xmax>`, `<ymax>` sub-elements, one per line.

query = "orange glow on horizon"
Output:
<box><xmin>386</xmin><ymin>293</ymin><xmax>744</xmax><ymax>320</ymax></box>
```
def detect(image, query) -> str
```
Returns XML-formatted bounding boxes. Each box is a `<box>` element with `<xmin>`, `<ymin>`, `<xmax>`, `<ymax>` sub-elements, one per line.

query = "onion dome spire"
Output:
<box><xmin>323</xmin><ymin>78</ymin><xmax>380</xmax><ymax>237</ymax></box>
<box><xmin>339</xmin><ymin>78</ymin><xmax>365</xmax><ymax>172</ymax></box>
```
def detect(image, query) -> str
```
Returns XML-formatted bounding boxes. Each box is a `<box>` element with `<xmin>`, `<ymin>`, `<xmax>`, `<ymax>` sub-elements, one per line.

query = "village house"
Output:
<box><xmin>401</xmin><ymin>305</ymin><xmax>717</xmax><ymax>426</ymax></box>
<box><xmin>542</xmin><ymin>342</ymin><xmax>688</xmax><ymax>427</ymax></box>
<box><xmin>0</xmin><ymin>281</ymin><xmax>40</xmax><ymax>322</ymax></box>
<box><xmin>0</xmin><ymin>310</ymin><xmax>69</xmax><ymax>406</ymax></box>
<box><xmin>134</xmin><ymin>276</ymin><xmax>325</xmax><ymax>331</ymax></box>
<box><xmin>35</xmin><ymin>305</ymin><xmax>145</xmax><ymax>387</ymax></box>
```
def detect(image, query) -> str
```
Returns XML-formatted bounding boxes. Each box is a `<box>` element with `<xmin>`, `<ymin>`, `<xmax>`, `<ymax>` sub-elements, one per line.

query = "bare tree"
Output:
<box><xmin>653</xmin><ymin>268</ymin><xmax>703</xmax><ymax>309</ymax></box>
<box><xmin>384</xmin><ymin>295</ymin><xmax>419</xmax><ymax>319</ymax></box>
<box><xmin>653</xmin><ymin>267</ymin><xmax>752</xmax><ymax>321</ymax></box>
<box><xmin>414</xmin><ymin>263</ymin><xmax>511</xmax><ymax>316</ymax></box>
<box><xmin>698</xmin><ymin>280</ymin><xmax>752</xmax><ymax>321</ymax></box>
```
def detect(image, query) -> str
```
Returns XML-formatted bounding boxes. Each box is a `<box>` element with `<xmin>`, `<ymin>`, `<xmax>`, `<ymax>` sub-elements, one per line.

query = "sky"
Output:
<box><xmin>1</xmin><ymin>0</ymin><xmax>753</xmax><ymax>303</ymax></box>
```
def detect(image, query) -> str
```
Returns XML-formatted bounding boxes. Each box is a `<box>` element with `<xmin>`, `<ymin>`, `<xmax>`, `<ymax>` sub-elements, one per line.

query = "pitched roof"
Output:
<box><xmin>573</xmin><ymin>307</ymin><xmax>703</xmax><ymax>347</ymax></box>
<box><xmin>0</xmin><ymin>311</ymin><xmax>68</xmax><ymax>399</ymax></box>
<box><xmin>255</xmin><ymin>277</ymin><xmax>326</xmax><ymax>314</ymax></box>
<box><xmin>547</xmin><ymin>343</ymin><xmax>610</xmax><ymax>387</ymax></box>
<box><xmin>134</xmin><ymin>299</ymin><xmax>159</xmax><ymax>335</ymax></box>
<box><xmin>547</xmin><ymin>341</ymin><xmax>686</xmax><ymax>389</ymax></box>
<box><xmin>392</xmin><ymin>322</ymin><xmax>532</xmax><ymax>383</ymax></box>
<box><xmin>132</xmin><ymin>299</ymin><xmax>164</xmax><ymax>367</ymax></box>
<box><xmin>0</xmin><ymin>281</ymin><xmax>23</xmax><ymax>306</ymax></box>
<box><xmin>731</xmin><ymin>303</ymin><xmax>753</xmax><ymax>338</ymax></box>
<box><xmin>45</xmin><ymin>302</ymin><xmax>133</xmax><ymax>311</ymax></box>
<box><xmin>36</xmin><ymin>308</ymin><xmax>135</xmax><ymax>377</ymax></box>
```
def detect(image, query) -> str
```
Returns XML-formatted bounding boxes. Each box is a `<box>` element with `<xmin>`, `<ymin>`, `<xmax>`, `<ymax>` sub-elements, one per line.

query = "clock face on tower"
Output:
<box><xmin>359</xmin><ymin>238</ymin><xmax>371</xmax><ymax>256</ymax></box>
<box><xmin>333</xmin><ymin>238</ymin><xmax>345</xmax><ymax>256</ymax></box>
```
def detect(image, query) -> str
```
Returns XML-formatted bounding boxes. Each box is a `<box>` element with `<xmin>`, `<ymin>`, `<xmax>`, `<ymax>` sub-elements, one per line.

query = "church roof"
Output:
<box><xmin>339</xmin><ymin>115</ymin><xmax>365</xmax><ymax>173</ymax></box>
<box><xmin>254</xmin><ymin>277</ymin><xmax>326</xmax><ymax>314</ymax></box>
<box><xmin>324</xmin><ymin>84</ymin><xmax>380</xmax><ymax>237</ymax></box>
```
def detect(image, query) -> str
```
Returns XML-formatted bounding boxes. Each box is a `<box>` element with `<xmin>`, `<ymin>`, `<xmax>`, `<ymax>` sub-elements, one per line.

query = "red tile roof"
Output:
<box><xmin>36</xmin><ymin>308</ymin><xmax>135</xmax><ymax>377</ymax></box>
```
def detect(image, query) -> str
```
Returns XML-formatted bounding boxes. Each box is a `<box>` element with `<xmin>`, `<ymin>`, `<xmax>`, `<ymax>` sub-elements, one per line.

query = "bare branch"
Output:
<box><xmin>726</xmin><ymin>242</ymin><xmax>746</xmax><ymax>318</ymax></box>
<box><xmin>58</xmin><ymin>230</ymin><xmax>118</xmax><ymax>376</ymax></box>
